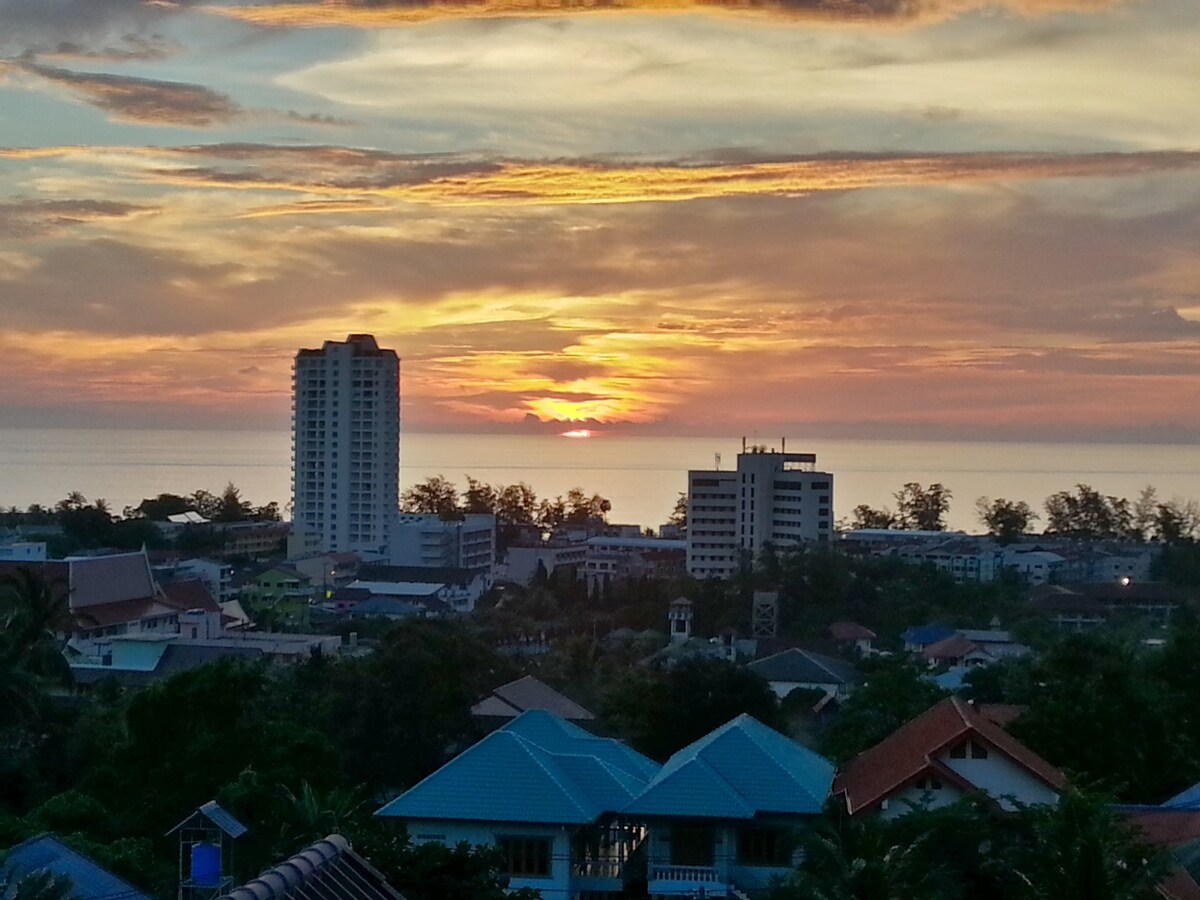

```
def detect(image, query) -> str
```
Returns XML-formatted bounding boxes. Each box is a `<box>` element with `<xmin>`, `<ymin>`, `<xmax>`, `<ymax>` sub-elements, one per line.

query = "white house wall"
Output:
<box><xmin>404</xmin><ymin>820</ymin><xmax>573</xmax><ymax>900</ymax></box>
<box><xmin>938</xmin><ymin>751</ymin><xmax>1059</xmax><ymax>809</ymax></box>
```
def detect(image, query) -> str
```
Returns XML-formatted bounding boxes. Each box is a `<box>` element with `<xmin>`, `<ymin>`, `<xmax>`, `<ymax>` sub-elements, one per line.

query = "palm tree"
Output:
<box><xmin>0</xmin><ymin>568</ymin><xmax>70</xmax><ymax>725</ymax></box>
<box><xmin>275</xmin><ymin>781</ymin><xmax>368</xmax><ymax>855</ymax></box>
<box><xmin>770</xmin><ymin>810</ymin><xmax>949</xmax><ymax>900</ymax></box>
<box><xmin>0</xmin><ymin>869</ymin><xmax>74</xmax><ymax>900</ymax></box>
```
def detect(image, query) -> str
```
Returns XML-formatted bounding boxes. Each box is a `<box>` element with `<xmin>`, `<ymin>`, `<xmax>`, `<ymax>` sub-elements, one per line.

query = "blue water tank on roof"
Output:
<box><xmin>191</xmin><ymin>842</ymin><xmax>222</xmax><ymax>887</ymax></box>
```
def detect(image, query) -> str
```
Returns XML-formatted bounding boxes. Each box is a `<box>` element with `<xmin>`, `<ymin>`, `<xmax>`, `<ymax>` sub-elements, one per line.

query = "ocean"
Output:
<box><xmin>1</xmin><ymin>428</ymin><xmax>1197</xmax><ymax>533</ymax></box>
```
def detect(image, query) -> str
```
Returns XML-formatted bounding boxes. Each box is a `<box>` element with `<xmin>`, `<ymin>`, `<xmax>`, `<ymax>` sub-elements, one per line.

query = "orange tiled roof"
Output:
<box><xmin>833</xmin><ymin>697</ymin><xmax>1065</xmax><ymax>815</ymax></box>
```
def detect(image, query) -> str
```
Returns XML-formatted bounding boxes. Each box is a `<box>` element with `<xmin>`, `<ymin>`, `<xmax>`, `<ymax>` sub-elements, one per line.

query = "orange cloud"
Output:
<box><xmin>134</xmin><ymin>146</ymin><xmax>1200</xmax><ymax>206</ymax></box>
<box><xmin>205</xmin><ymin>0</ymin><xmax>1123</xmax><ymax>29</ymax></box>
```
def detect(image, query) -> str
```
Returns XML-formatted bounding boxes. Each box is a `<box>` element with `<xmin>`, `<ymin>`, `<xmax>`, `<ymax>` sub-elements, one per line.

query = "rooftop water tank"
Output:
<box><xmin>191</xmin><ymin>842</ymin><xmax>222</xmax><ymax>887</ymax></box>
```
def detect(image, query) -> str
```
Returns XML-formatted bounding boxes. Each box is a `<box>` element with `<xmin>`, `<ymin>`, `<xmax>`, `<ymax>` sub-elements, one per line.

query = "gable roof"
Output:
<box><xmin>218</xmin><ymin>834</ymin><xmax>404</xmax><ymax>900</ymax></box>
<box><xmin>375</xmin><ymin>710</ymin><xmax>657</xmax><ymax>825</ymax></box>
<box><xmin>745</xmin><ymin>648</ymin><xmax>857</xmax><ymax>686</ymax></box>
<box><xmin>830</xmin><ymin>621</ymin><xmax>876</xmax><ymax>641</ymax></box>
<box><xmin>167</xmin><ymin>800</ymin><xmax>248</xmax><ymax>838</ymax></box>
<box><xmin>623</xmin><ymin>714</ymin><xmax>835</xmax><ymax>819</ymax></box>
<box><xmin>471</xmin><ymin>675</ymin><xmax>596</xmax><ymax>721</ymax></box>
<box><xmin>833</xmin><ymin>697</ymin><xmax>1065</xmax><ymax>815</ymax></box>
<box><xmin>161</xmin><ymin>579</ymin><xmax>221</xmax><ymax>613</ymax></box>
<box><xmin>1</xmin><ymin>834</ymin><xmax>151</xmax><ymax>900</ymax></box>
<box><xmin>923</xmin><ymin>634</ymin><xmax>988</xmax><ymax>663</ymax></box>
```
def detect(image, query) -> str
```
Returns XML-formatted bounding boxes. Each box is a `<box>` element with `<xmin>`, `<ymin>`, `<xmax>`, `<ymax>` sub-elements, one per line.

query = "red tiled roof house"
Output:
<box><xmin>833</xmin><ymin>697</ymin><xmax>1065</xmax><ymax>818</ymax></box>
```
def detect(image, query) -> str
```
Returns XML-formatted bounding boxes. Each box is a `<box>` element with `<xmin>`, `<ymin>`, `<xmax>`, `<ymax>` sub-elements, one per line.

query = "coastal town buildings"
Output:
<box><xmin>291</xmin><ymin>334</ymin><xmax>400</xmax><ymax>558</ymax></box>
<box><xmin>686</xmin><ymin>446</ymin><xmax>834</xmax><ymax>579</ymax></box>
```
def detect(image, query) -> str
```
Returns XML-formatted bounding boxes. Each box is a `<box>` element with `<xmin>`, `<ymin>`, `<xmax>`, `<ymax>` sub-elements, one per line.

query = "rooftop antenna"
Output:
<box><xmin>742</xmin><ymin>436</ymin><xmax>747</xmax><ymax>453</ymax></box>
<box><xmin>714</xmin><ymin>452</ymin><xmax>721</xmax><ymax>470</ymax></box>
<box><xmin>781</xmin><ymin>437</ymin><xmax>786</xmax><ymax>453</ymax></box>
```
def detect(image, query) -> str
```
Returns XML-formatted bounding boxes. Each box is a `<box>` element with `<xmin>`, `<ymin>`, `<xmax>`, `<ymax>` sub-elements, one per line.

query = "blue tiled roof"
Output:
<box><xmin>376</xmin><ymin>710</ymin><xmax>658</xmax><ymax>825</ymax></box>
<box><xmin>2</xmin><ymin>835</ymin><xmax>151</xmax><ymax>900</ymax></box>
<box><xmin>623</xmin><ymin>714</ymin><xmax>835</xmax><ymax>820</ymax></box>
<box><xmin>502</xmin><ymin>710</ymin><xmax>659</xmax><ymax>781</ymax></box>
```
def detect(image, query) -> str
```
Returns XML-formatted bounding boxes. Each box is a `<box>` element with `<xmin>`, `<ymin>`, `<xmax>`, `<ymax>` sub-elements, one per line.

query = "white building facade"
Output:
<box><xmin>292</xmin><ymin>334</ymin><xmax>400</xmax><ymax>558</ymax></box>
<box><xmin>686</xmin><ymin>447</ymin><xmax>834</xmax><ymax>578</ymax></box>
<box><xmin>388</xmin><ymin>513</ymin><xmax>496</xmax><ymax>574</ymax></box>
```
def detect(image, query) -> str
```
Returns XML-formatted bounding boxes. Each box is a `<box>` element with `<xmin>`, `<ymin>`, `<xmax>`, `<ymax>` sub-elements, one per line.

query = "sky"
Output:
<box><xmin>1</xmin><ymin>0</ymin><xmax>1198</xmax><ymax>440</ymax></box>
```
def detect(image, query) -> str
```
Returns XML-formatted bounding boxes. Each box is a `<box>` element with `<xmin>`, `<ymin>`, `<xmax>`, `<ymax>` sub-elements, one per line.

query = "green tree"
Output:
<box><xmin>1012</xmin><ymin>789</ymin><xmax>1166</xmax><ymax>900</ymax></box>
<box><xmin>975</xmin><ymin>497</ymin><xmax>1037</xmax><ymax>543</ymax></box>
<box><xmin>401</xmin><ymin>476</ymin><xmax>462</xmax><ymax>520</ymax></box>
<box><xmin>1043</xmin><ymin>485</ymin><xmax>1136</xmax><ymax>540</ymax></box>
<box><xmin>213</xmin><ymin>482</ymin><xmax>252</xmax><ymax>523</ymax></box>
<box><xmin>849</xmin><ymin>505</ymin><xmax>895</xmax><ymax>530</ymax></box>
<box><xmin>461</xmin><ymin>477</ymin><xmax>499</xmax><ymax>515</ymax></box>
<box><xmin>1008</xmin><ymin>635</ymin><xmax>1191</xmax><ymax>801</ymax></box>
<box><xmin>603</xmin><ymin>657</ymin><xmax>781</xmax><ymax>760</ymax></box>
<box><xmin>127</xmin><ymin>493</ymin><xmax>192</xmax><ymax>521</ymax></box>
<box><xmin>0</xmin><ymin>568</ymin><xmax>70</xmax><ymax>725</ymax></box>
<box><xmin>668</xmin><ymin>492</ymin><xmax>688</xmax><ymax>530</ymax></box>
<box><xmin>768</xmin><ymin>806</ymin><xmax>949</xmax><ymax>900</ymax></box>
<box><xmin>495</xmin><ymin>482</ymin><xmax>539</xmax><ymax>525</ymax></box>
<box><xmin>894</xmin><ymin>483</ymin><xmax>952</xmax><ymax>531</ymax></box>
<box><xmin>819</xmin><ymin>660</ymin><xmax>946</xmax><ymax>763</ymax></box>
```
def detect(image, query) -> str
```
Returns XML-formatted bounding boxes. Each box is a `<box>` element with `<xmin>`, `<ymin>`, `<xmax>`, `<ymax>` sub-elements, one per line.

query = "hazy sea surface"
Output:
<box><xmin>1</xmin><ymin>428</ymin><xmax>1198</xmax><ymax>532</ymax></box>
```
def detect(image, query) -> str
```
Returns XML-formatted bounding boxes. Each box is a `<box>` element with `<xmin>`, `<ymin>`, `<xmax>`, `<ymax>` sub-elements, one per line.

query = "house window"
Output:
<box><xmin>738</xmin><ymin>827</ymin><xmax>793</xmax><ymax>866</ymax></box>
<box><xmin>670</xmin><ymin>826</ymin><xmax>715</xmax><ymax>867</ymax></box>
<box><xmin>915</xmin><ymin>777</ymin><xmax>943</xmax><ymax>791</ymax></box>
<box><xmin>950</xmin><ymin>742</ymin><xmax>967</xmax><ymax>759</ymax></box>
<box><xmin>971</xmin><ymin>741</ymin><xmax>989</xmax><ymax>760</ymax></box>
<box><xmin>496</xmin><ymin>837</ymin><xmax>552</xmax><ymax>877</ymax></box>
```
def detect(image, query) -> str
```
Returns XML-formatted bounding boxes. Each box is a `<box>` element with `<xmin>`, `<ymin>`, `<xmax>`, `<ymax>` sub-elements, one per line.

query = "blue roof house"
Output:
<box><xmin>624</xmin><ymin>715</ymin><xmax>835</xmax><ymax>897</ymax></box>
<box><xmin>1</xmin><ymin>834</ymin><xmax>151</xmax><ymax>900</ymax></box>
<box><xmin>376</xmin><ymin>710</ymin><xmax>658</xmax><ymax>900</ymax></box>
<box><xmin>376</xmin><ymin>710</ymin><xmax>835</xmax><ymax>899</ymax></box>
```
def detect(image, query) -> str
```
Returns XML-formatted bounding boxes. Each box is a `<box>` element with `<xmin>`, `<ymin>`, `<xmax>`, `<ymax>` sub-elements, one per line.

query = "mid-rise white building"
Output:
<box><xmin>388</xmin><ymin>513</ymin><xmax>496</xmax><ymax>574</ymax></box>
<box><xmin>687</xmin><ymin>446</ymin><xmax>833</xmax><ymax>578</ymax></box>
<box><xmin>292</xmin><ymin>334</ymin><xmax>400</xmax><ymax>558</ymax></box>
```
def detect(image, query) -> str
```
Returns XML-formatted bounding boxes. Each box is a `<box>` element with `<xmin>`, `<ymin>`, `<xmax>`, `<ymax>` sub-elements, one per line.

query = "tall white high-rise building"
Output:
<box><xmin>292</xmin><ymin>334</ymin><xmax>400</xmax><ymax>557</ymax></box>
<box><xmin>686</xmin><ymin>446</ymin><xmax>833</xmax><ymax>578</ymax></box>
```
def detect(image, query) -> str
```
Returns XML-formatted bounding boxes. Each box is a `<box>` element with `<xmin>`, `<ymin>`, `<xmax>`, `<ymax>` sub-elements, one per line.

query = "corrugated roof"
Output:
<box><xmin>623</xmin><ymin>714</ymin><xmax>835</xmax><ymax>820</ymax></box>
<box><xmin>2</xmin><ymin>834</ymin><xmax>151</xmax><ymax>900</ymax></box>
<box><xmin>167</xmin><ymin>801</ymin><xmax>248</xmax><ymax>838</ymax></box>
<box><xmin>745</xmin><ymin>648</ymin><xmax>857</xmax><ymax>686</ymax></box>
<box><xmin>218</xmin><ymin>834</ymin><xmax>404</xmax><ymax>900</ymax></box>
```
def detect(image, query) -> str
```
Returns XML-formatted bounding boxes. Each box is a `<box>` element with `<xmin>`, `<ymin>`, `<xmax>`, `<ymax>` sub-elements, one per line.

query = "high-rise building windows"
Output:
<box><xmin>292</xmin><ymin>334</ymin><xmax>399</xmax><ymax>556</ymax></box>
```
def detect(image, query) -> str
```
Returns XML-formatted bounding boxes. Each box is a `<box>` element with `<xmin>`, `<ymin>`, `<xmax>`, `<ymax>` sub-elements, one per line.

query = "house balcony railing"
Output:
<box><xmin>651</xmin><ymin>865</ymin><xmax>723</xmax><ymax>884</ymax></box>
<box><xmin>570</xmin><ymin>859</ymin><xmax>624</xmax><ymax>879</ymax></box>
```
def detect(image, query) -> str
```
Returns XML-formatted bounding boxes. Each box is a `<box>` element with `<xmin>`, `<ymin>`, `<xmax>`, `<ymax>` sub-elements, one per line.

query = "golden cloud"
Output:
<box><xmin>139</xmin><ymin>148</ymin><xmax>1200</xmax><ymax>207</ymax></box>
